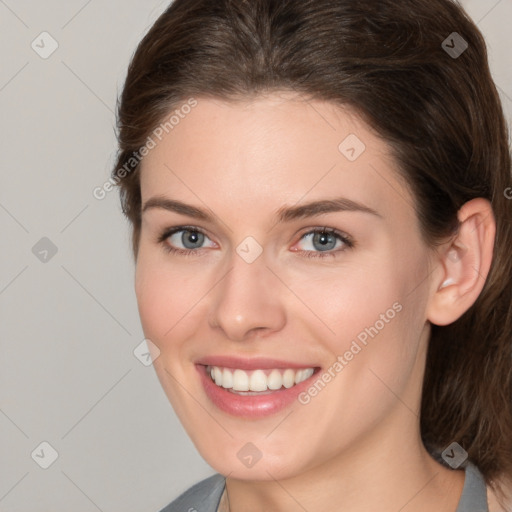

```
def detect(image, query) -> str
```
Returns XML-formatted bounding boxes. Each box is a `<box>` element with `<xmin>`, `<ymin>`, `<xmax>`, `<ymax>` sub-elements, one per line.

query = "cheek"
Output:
<box><xmin>289</xmin><ymin>252</ymin><xmax>427</xmax><ymax>397</ymax></box>
<box><xmin>288</xmin><ymin>258</ymin><xmax>404</xmax><ymax>347</ymax></box>
<box><xmin>289</xmin><ymin>278</ymin><xmax>425</xmax><ymax>458</ymax></box>
<box><xmin>134</xmin><ymin>251</ymin><xmax>199</xmax><ymax>348</ymax></box>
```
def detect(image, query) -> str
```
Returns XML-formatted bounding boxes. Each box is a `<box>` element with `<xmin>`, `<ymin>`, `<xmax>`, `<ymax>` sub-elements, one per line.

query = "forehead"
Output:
<box><xmin>138</xmin><ymin>93</ymin><xmax>414</xmax><ymax>223</ymax></box>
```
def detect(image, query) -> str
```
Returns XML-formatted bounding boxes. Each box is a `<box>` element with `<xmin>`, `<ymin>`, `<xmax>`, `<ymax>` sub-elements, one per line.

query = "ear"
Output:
<box><xmin>426</xmin><ymin>198</ymin><xmax>496</xmax><ymax>326</ymax></box>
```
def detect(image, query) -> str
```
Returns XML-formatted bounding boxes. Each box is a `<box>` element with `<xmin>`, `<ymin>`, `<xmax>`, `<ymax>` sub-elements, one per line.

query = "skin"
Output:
<box><xmin>134</xmin><ymin>92</ymin><xmax>495</xmax><ymax>512</ymax></box>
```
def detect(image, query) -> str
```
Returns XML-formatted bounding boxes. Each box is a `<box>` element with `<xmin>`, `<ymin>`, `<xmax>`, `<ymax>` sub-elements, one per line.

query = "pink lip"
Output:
<box><xmin>195</xmin><ymin>359</ymin><xmax>320</xmax><ymax>418</ymax></box>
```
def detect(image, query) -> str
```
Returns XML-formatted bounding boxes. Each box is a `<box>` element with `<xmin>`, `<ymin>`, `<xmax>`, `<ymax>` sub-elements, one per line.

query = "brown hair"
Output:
<box><xmin>112</xmin><ymin>0</ymin><xmax>512</xmax><ymax>502</ymax></box>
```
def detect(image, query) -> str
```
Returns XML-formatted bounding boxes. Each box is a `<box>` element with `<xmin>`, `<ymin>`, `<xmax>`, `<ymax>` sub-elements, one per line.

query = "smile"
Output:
<box><xmin>197</xmin><ymin>362</ymin><xmax>320</xmax><ymax>417</ymax></box>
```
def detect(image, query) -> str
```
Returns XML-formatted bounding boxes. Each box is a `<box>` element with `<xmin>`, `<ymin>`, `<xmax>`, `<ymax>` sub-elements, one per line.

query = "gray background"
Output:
<box><xmin>0</xmin><ymin>1</ymin><xmax>510</xmax><ymax>511</ymax></box>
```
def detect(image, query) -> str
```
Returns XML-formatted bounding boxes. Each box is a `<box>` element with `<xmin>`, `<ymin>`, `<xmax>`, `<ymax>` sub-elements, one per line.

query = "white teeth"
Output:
<box><xmin>221</xmin><ymin>368</ymin><xmax>233</xmax><ymax>389</ymax></box>
<box><xmin>295</xmin><ymin>368</ymin><xmax>314</xmax><ymax>384</ymax></box>
<box><xmin>267</xmin><ymin>369</ymin><xmax>283</xmax><ymax>390</ymax></box>
<box><xmin>249</xmin><ymin>369</ymin><xmax>268</xmax><ymax>392</ymax></box>
<box><xmin>213</xmin><ymin>366</ymin><xmax>222</xmax><ymax>386</ymax></box>
<box><xmin>282</xmin><ymin>369</ymin><xmax>295</xmax><ymax>388</ymax></box>
<box><xmin>207</xmin><ymin>365</ymin><xmax>315</xmax><ymax>392</ymax></box>
<box><xmin>232</xmin><ymin>369</ymin><xmax>249</xmax><ymax>391</ymax></box>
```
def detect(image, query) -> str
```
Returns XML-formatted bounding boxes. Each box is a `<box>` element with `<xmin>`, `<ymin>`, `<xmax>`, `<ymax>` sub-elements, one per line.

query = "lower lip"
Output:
<box><xmin>196</xmin><ymin>365</ymin><xmax>319</xmax><ymax>418</ymax></box>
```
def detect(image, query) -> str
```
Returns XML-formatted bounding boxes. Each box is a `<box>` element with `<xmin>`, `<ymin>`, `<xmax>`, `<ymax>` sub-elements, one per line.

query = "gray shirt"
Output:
<box><xmin>159</xmin><ymin>462</ymin><xmax>488</xmax><ymax>512</ymax></box>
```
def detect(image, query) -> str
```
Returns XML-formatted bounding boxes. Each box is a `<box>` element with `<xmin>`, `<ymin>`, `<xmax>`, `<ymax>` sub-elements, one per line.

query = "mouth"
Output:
<box><xmin>195</xmin><ymin>359</ymin><xmax>321</xmax><ymax>417</ymax></box>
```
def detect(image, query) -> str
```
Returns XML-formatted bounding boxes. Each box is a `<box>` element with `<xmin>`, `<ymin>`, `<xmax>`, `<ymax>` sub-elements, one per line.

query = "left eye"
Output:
<box><xmin>295</xmin><ymin>229</ymin><xmax>351</xmax><ymax>254</ymax></box>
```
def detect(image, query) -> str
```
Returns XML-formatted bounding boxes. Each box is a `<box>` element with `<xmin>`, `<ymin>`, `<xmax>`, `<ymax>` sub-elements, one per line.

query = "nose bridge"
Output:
<box><xmin>209</xmin><ymin>245</ymin><xmax>286</xmax><ymax>341</ymax></box>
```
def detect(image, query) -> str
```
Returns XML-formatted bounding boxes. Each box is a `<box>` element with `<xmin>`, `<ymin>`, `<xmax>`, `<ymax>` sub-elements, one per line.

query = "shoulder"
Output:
<box><xmin>158</xmin><ymin>473</ymin><xmax>226</xmax><ymax>512</ymax></box>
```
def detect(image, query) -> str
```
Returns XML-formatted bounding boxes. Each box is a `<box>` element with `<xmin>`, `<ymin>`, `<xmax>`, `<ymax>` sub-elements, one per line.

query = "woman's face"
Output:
<box><xmin>135</xmin><ymin>93</ymin><xmax>437</xmax><ymax>480</ymax></box>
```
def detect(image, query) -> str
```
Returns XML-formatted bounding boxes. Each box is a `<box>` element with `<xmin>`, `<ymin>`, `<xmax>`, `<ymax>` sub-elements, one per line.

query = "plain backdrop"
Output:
<box><xmin>0</xmin><ymin>1</ymin><xmax>511</xmax><ymax>511</ymax></box>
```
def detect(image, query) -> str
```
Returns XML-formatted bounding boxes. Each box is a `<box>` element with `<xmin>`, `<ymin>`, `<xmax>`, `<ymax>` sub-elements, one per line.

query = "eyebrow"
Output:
<box><xmin>141</xmin><ymin>195</ymin><xmax>382</xmax><ymax>223</ymax></box>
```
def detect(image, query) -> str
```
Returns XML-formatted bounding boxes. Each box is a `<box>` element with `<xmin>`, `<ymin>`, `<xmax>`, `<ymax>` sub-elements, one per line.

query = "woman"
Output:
<box><xmin>112</xmin><ymin>0</ymin><xmax>512</xmax><ymax>510</ymax></box>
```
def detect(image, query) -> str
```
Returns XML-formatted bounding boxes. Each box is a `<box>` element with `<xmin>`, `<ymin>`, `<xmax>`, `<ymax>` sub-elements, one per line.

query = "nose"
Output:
<box><xmin>208</xmin><ymin>249</ymin><xmax>287</xmax><ymax>342</ymax></box>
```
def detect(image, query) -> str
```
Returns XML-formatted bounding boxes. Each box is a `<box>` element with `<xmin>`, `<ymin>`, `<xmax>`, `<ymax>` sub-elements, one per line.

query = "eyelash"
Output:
<box><xmin>156</xmin><ymin>226</ymin><xmax>354</xmax><ymax>259</ymax></box>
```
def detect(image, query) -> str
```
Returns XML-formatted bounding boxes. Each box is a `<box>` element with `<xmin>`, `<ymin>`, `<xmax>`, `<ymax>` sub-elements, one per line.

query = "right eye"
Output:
<box><xmin>158</xmin><ymin>226</ymin><xmax>216</xmax><ymax>255</ymax></box>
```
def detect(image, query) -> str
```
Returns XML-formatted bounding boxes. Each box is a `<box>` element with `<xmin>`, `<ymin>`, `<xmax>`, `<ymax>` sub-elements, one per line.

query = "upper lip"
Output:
<box><xmin>195</xmin><ymin>355</ymin><xmax>319</xmax><ymax>371</ymax></box>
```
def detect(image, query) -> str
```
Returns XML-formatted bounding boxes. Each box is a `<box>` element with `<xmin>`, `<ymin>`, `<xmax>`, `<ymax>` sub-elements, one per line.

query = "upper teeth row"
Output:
<box><xmin>208</xmin><ymin>366</ymin><xmax>315</xmax><ymax>392</ymax></box>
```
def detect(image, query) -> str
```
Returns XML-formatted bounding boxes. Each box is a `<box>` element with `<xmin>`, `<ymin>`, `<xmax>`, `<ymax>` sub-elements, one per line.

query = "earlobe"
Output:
<box><xmin>426</xmin><ymin>198</ymin><xmax>496</xmax><ymax>326</ymax></box>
